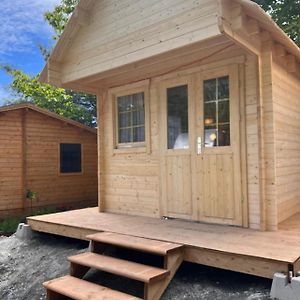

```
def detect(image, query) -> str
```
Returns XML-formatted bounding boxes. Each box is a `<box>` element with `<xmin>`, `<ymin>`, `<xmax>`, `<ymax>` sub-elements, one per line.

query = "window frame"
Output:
<box><xmin>58</xmin><ymin>143</ymin><xmax>83</xmax><ymax>176</ymax></box>
<box><xmin>110</xmin><ymin>81</ymin><xmax>150</xmax><ymax>154</ymax></box>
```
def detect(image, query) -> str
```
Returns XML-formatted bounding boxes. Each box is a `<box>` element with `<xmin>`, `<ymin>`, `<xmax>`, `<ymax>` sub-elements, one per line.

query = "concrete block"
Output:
<box><xmin>15</xmin><ymin>223</ymin><xmax>34</xmax><ymax>240</ymax></box>
<box><xmin>271</xmin><ymin>273</ymin><xmax>300</xmax><ymax>300</ymax></box>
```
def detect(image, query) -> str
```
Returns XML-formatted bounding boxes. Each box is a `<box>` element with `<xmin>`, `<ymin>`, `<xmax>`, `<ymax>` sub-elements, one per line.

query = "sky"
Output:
<box><xmin>0</xmin><ymin>0</ymin><xmax>61</xmax><ymax>105</ymax></box>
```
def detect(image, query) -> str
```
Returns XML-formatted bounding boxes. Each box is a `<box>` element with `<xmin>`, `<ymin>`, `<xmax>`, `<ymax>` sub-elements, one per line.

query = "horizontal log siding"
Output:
<box><xmin>61</xmin><ymin>0</ymin><xmax>220</xmax><ymax>83</ymax></box>
<box><xmin>273</xmin><ymin>62</ymin><xmax>300</xmax><ymax>223</ymax></box>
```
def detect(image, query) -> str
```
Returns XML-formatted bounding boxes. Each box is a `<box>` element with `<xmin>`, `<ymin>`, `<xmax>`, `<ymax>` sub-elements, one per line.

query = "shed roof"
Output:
<box><xmin>0</xmin><ymin>103</ymin><xmax>96</xmax><ymax>134</ymax></box>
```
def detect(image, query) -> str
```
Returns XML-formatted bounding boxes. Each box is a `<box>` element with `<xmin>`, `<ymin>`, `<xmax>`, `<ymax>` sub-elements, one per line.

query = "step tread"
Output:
<box><xmin>68</xmin><ymin>252</ymin><xmax>170</xmax><ymax>283</ymax></box>
<box><xmin>87</xmin><ymin>232</ymin><xmax>183</xmax><ymax>255</ymax></box>
<box><xmin>43</xmin><ymin>275</ymin><xmax>141</xmax><ymax>300</ymax></box>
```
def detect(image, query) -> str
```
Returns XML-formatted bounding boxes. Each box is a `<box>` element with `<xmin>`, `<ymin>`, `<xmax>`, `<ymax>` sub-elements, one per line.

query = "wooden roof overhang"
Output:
<box><xmin>39</xmin><ymin>0</ymin><xmax>300</xmax><ymax>93</ymax></box>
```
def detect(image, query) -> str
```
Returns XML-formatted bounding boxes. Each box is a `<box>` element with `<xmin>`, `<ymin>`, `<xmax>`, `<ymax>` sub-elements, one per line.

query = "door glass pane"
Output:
<box><xmin>204</xmin><ymin>76</ymin><xmax>230</xmax><ymax>147</ymax></box>
<box><xmin>167</xmin><ymin>85</ymin><xmax>189</xmax><ymax>149</ymax></box>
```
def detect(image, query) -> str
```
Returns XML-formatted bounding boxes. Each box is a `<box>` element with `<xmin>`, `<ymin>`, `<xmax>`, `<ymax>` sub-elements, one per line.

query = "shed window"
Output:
<box><xmin>204</xmin><ymin>76</ymin><xmax>230</xmax><ymax>147</ymax></box>
<box><xmin>60</xmin><ymin>143</ymin><xmax>82</xmax><ymax>173</ymax></box>
<box><xmin>117</xmin><ymin>92</ymin><xmax>145</xmax><ymax>145</ymax></box>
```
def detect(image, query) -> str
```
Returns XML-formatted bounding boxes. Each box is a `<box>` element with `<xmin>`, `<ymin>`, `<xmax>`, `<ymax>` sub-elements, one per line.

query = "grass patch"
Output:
<box><xmin>0</xmin><ymin>218</ymin><xmax>21</xmax><ymax>233</ymax></box>
<box><xmin>0</xmin><ymin>207</ymin><xmax>58</xmax><ymax>234</ymax></box>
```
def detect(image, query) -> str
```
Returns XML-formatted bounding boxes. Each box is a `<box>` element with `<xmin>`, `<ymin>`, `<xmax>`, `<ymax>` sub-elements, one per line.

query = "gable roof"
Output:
<box><xmin>40</xmin><ymin>0</ymin><xmax>300</xmax><ymax>87</ymax></box>
<box><xmin>0</xmin><ymin>103</ymin><xmax>96</xmax><ymax>134</ymax></box>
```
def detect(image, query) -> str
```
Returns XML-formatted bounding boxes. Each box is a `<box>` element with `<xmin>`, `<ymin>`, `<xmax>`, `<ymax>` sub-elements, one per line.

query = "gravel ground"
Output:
<box><xmin>0</xmin><ymin>233</ymin><xmax>272</xmax><ymax>300</ymax></box>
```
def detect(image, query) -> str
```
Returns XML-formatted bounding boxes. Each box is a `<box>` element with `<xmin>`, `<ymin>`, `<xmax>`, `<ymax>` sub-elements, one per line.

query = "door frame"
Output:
<box><xmin>159</xmin><ymin>75</ymin><xmax>196</xmax><ymax>220</ymax></box>
<box><xmin>158</xmin><ymin>62</ymin><xmax>248</xmax><ymax>227</ymax></box>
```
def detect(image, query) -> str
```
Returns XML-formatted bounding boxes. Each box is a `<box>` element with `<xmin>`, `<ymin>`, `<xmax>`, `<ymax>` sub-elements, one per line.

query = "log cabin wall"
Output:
<box><xmin>272</xmin><ymin>62</ymin><xmax>300</xmax><ymax>223</ymax></box>
<box><xmin>97</xmin><ymin>45</ymin><xmax>262</xmax><ymax>229</ymax></box>
<box><xmin>0</xmin><ymin>107</ymin><xmax>98</xmax><ymax>218</ymax></box>
<box><xmin>25</xmin><ymin>109</ymin><xmax>98</xmax><ymax>210</ymax></box>
<box><xmin>0</xmin><ymin>110</ymin><xmax>23</xmax><ymax>215</ymax></box>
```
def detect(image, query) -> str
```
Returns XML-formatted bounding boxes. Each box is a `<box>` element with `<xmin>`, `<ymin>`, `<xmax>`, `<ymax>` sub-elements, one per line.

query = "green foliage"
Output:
<box><xmin>44</xmin><ymin>0</ymin><xmax>79</xmax><ymax>40</ymax></box>
<box><xmin>0</xmin><ymin>218</ymin><xmax>20</xmax><ymax>233</ymax></box>
<box><xmin>254</xmin><ymin>0</ymin><xmax>300</xmax><ymax>46</ymax></box>
<box><xmin>2</xmin><ymin>66</ymin><xmax>95</xmax><ymax>126</ymax></box>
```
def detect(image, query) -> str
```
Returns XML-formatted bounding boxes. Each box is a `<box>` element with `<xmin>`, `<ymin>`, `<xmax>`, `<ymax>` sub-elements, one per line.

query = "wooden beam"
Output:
<box><xmin>184</xmin><ymin>247</ymin><xmax>289</xmax><ymax>279</ymax></box>
<box><xmin>21</xmin><ymin>109</ymin><xmax>27</xmax><ymax>210</ymax></box>
<box><xmin>273</xmin><ymin>44</ymin><xmax>286</xmax><ymax>57</ymax></box>
<box><xmin>260</xmin><ymin>31</ymin><xmax>272</xmax><ymax>43</ymax></box>
<box><xmin>73</xmin><ymin>7</ymin><xmax>90</xmax><ymax>27</ymax></box>
<box><xmin>245</xmin><ymin>18</ymin><xmax>260</xmax><ymax>36</ymax></box>
<box><xmin>286</xmin><ymin>54</ymin><xmax>297</xmax><ymax>73</ymax></box>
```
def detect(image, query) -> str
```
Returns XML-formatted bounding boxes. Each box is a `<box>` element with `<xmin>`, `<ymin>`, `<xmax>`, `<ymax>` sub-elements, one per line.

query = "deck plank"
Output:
<box><xmin>27</xmin><ymin>208</ymin><xmax>300</xmax><ymax>264</ymax></box>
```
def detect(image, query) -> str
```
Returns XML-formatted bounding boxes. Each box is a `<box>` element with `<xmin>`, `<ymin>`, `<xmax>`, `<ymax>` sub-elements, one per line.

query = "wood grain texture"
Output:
<box><xmin>28</xmin><ymin>208</ymin><xmax>300</xmax><ymax>278</ymax></box>
<box><xmin>0</xmin><ymin>106</ymin><xmax>97</xmax><ymax>216</ymax></box>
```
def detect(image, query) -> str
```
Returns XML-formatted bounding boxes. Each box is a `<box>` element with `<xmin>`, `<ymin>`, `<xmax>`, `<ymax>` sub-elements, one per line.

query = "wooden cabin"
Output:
<box><xmin>40</xmin><ymin>0</ymin><xmax>300</xmax><ymax>232</ymax></box>
<box><xmin>0</xmin><ymin>103</ymin><xmax>97</xmax><ymax>218</ymax></box>
<box><xmin>32</xmin><ymin>0</ymin><xmax>300</xmax><ymax>298</ymax></box>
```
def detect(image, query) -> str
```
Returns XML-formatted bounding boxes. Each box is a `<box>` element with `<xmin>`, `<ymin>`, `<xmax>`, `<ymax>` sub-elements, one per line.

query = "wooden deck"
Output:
<box><xmin>27</xmin><ymin>207</ymin><xmax>300</xmax><ymax>279</ymax></box>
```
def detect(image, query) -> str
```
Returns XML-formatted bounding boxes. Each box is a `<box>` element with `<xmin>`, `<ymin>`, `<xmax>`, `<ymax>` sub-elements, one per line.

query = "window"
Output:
<box><xmin>167</xmin><ymin>85</ymin><xmax>189</xmax><ymax>149</ymax></box>
<box><xmin>204</xmin><ymin>76</ymin><xmax>230</xmax><ymax>147</ymax></box>
<box><xmin>60</xmin><ymin>143</ymin><xmax>82</xmax><ymax>173</ymax></box>
<box><xmin>117</xmin><ymin>92</ymin><xmax>145</xmax><ymax>146</ymax></box>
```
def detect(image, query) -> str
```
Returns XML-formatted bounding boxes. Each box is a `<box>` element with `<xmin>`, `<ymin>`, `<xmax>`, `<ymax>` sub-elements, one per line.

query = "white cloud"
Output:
<box><xmin>0</xmin><ymin>85</ymin><xmax>11</xmax><ymax>105</ymax></box>
<box><xmin>0</xmin><ymin>0</ymin><xmax>61</xmax><ymax>59</ymax></box>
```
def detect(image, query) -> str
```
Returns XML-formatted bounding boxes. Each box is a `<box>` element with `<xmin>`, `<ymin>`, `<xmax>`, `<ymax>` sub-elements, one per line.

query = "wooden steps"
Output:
<box><xmin>44</xmin><ymin>232</ymin><xmax>183</xmax><ymax>300</ymax></box>
<box><xmin>68</xmin><ymin>252</ymin><xmax>170</xmax><ymax>283</ymax></box>
<box><xmin>43</xmin><ymin>275</ymin><xmax>141</xmax><ymax>300</ymax></box>
<box><xmin>87</xmin><ymin>232</ymin><xmax>182</xmax><ymax>255</ymax></box>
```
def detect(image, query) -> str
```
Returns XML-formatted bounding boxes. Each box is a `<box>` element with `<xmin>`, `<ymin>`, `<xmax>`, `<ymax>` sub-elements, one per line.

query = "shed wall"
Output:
<box><xmin>273</xmin><ymin>62</ymin><xmax>300</xmax><ymax>223</ymax></box>
<box><xmin>25</xmin><ymin>110</ymin><xmax>98</xmax><ymax>209</ymax></box>
<box><xmin>98</xmin><ymin>46</ymin><xmax>261</xmax><ymax>228</ymax></box>
<box><xmin>0</xmin><ymin>110</ymin><xmax>23</xmax><ymax>213</ymax></box>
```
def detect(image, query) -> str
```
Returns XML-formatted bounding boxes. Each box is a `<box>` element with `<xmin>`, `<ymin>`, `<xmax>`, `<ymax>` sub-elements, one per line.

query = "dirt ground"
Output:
<box><xmin>0</xmin><ymin>233</ymin><xmax>272</xmax><ymax>300</ymax></box>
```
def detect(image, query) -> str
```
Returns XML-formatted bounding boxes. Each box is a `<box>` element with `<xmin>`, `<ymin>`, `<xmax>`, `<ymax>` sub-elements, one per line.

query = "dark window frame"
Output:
<box><xmin>59</xmin><ymin>143</ymin><xmax>82</xmax><ymax>174</ymax></box>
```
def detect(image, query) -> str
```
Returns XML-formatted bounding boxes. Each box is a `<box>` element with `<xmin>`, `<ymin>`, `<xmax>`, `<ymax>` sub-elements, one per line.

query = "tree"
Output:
<box><xmin>254</xmin><ymin>0</ymin><xmax>300</xmax><ymax>46</ymax></box>
<box><xmin>44</xmin><ymin>0</ymin><xmax>79</xmax><ymax>40</ymax></box>
<box><xmin>3</xmin><ymin>0</ymin><xmax>96</xmax><ymax>127</ymax></box>
<box><xmin>3</xmin><ymin>66</ymin><xmax>94</xmax><ymax>126</ymax></box>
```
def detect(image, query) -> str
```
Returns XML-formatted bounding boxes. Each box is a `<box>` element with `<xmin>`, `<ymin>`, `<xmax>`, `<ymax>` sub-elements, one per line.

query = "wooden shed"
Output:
<box><xmin>0</xmin><ymin>103</ymin><xmax>97</xmax><ymax>218</ymax></box>
<box><xmin>40</xmin><ymin>0</ymin><xmax>300</xmax><ymax>232</ymax></box>
<box><xmin>32</xmin><ymin>1</ymin><xmax>300</xmax><ymax>298</ymax></box>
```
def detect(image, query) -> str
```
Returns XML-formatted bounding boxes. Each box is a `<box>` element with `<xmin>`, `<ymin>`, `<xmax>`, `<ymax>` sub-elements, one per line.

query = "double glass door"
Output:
<box><xmin>160</xmin><ymin>66</ymin><xmax>243</xmax><ymax>226</ymax></box>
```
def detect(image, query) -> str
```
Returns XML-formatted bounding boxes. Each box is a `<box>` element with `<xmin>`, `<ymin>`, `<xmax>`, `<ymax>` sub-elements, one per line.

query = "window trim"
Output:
<box><xmin>58</xmin><ymin>143</ymin><xmax>84</xmax><ymax>176</ymax></box>
<box><xmin>109</xmin><ymin>81</ymin><xmax>150</xmax><ymax>154</ymax></box>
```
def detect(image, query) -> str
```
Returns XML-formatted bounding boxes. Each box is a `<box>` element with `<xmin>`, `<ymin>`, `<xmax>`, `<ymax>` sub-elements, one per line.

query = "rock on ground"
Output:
<box><xmin>0</xmin><ymin>233</ymin><xmax>271</xmax><ymax>300</ymax></box>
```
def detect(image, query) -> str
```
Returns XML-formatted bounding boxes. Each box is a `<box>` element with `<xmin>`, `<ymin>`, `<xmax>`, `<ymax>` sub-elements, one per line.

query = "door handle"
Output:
<box><xmin>197</xmin><ymin>137</ymin><xmax>202</xmax><ymax>155</ymax></box>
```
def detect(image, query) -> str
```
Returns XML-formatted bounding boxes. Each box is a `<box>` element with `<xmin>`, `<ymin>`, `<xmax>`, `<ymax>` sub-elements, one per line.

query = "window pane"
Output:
<box><xmin>133</xmin><ymin>126</ymin><xmax>145</xmax><ymax>142</ymax></box>
<box><xmin>218</xmin><ymin>76</ymin><xmax>229</xmax><ymax>100</ymax></box>
<box><xmin>167</xmin><ymin>85</ymin><xmax>189</xmax><ymax>149</ymax></box>
<box><xmin>218</xmin><ymin>101</ymin><xmax>230</xmax><ymax>124</ymax></box>
<box><xmin>218</xmin><ymin>124</ymin><xmax>230</xmax><ymax>146</ymax></box>
<box><xmin>204</xmin><ymin>127</ymin><xmax>217</xmax><ymax>147</ymax></box>
<box><xmin>204</xmin><ymin>102</ymin><xmax>216</xmax><ymax>126</ymax></box>
<box><xmin>119</xmin><ymin>128</ymin><xmax>132</xmax><ymax>143</ymax></box>
<box><xmin>203</xmin><ymin>76</ymin><xmax>230</xmax><ymax>147</ymax></box>
<box><xmin>204</xmin><ymin>79</ymin><xmax>216</xmax><ymax>102</ymax></box>
<box><xmin>132</xmin><ymin>109</ymin><xmax>145</xmax><ymax>126</ymax></box>
<box><xmin>117</xmin><ymin>92</ymin><xmax>145</xmax><ymax>145</ymax></box>
<box><xmin>119</xmin><ymin>112</ymin><xmax>131</xmax><ymax>128</ymax></box>
<box><xmin>60</xmin><ymin>144</ymin><xmax>81</xmax><ymax>173</ymax></box>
